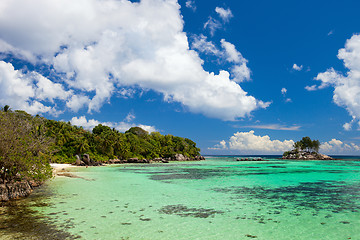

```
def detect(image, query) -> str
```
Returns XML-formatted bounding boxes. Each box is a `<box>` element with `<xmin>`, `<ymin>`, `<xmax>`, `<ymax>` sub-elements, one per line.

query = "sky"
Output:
<box><xmin>0</xmin><ymin>0</ymin><xmax>360</xmax><ymax>155</ymax></box>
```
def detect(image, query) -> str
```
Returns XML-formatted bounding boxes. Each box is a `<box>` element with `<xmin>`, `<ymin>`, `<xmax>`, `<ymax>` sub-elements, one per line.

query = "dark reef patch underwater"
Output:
<box><xmin>0</xmin><ymin>184</ymin><xmax>80</xmax><ymax>239</ymax></box>
<box><xmin>212</xmin><ymin>180</ymin><xmax>360</xmax><ymax>214</ymax></box>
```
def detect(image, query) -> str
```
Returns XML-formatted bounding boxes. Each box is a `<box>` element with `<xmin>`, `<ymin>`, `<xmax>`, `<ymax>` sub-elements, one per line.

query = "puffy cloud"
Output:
<box><xmin>210</xmin><ymin>131</ymin><xmax>360</xmax><ymax>154</ymax></box>
<box><xmin>191</xmin><ymin>34</ymin><xmax>220</xmax><ymax>56</ymax></box>
<box><xmin>292</xmin><ymin>63</ymin><xmax>303</xmax><ymax>71</ymax></box>
<box><xmin>219</xmin><ymin>140</ymin><xmax>227</xmax><ymax>149</ymax></box>
<box><xmin>66</xmin><ymin>95</ymin><xmax>90</xmax><ymax>112</ymax></box>
<box><xmin>343</xmin><ymin>122</ymin><xmax>352</xmax><ymax>131</ymax></box>
<box><xmin>281</xmin><ymin>87</ymin><xmax>291</xmax><ymax>102</ymax></box>
<box><xmin>231</xmin><ymin>64</ymin><xmax>251</xmax><ymax>83</ymax></box>
<box><xmin>204</xmin><ymin>6</ymin><xmax>233</xmax><ymax>36</ymax></box>
<box><xmin>226</xmin><ymin>130</ymin><xmax>294</xmax><ymax>154</ymax></box>
<box><xmin>0</xmin><ymin>61</ymin><xmax>70</xmax><ymax>115</ymax></box>
<box><xmin>70</xmin><ymin>115</ymin><xmax>156</xmax><ymax>133</ymax></box>
<box><xmin>136</xmin><ymin>124</ymin><xmax>157</xmax><ymax>133</ymax></box>
<box><xmin>320</xmin><ymin>139</ymin><xmax>360</xmax><ymax>154</ymax></box>
<box><xmin>311</xmin><ymin>34</ymin><xmax>360</xmax><ymax>129</ymax></box>
<box><xmin>305</xmin><ymin>85</ymin><xmax>317</xmax><ymax>91</ymax></box>
<box><xmin>220</xmin><ymin>39</ymin><xmax>250</xmax><ymax>82</ymax></box>
<box><xmin>191</xmin><ymin>37</ymin><xmax>251</xmax><ymax>83</ymax></box>
<box><xmin>70</xmin><ymin>116</ymin><xmax>101</xmax><ymax>131</ymax></box>
<box><xmin>0</xmin><ymin>0</ymin><xmax>267</xmax><ymax>120</ymax></box>
<box><xmin>343</xmin><ymin>117</ymin><xmax>356</xmax><ymax>131</ymax></box>
<box><xmin>220</xmin><ymin>39</ymin><xmax>244</xmax><ymax>63</ymax></box>
<box><xmin>208</xmin><ymin>140</ymin><xmax>227</xmax><ymax>150</ymax></box>
<box><xmin>215</xmin><ymin>7</ymin><xmax>233</xmax><ymax>22</ymax></box>
<box><xmin>313</xmin><ymin>68</ymin><xmax>342</xmax><ymax>89</ymax></box>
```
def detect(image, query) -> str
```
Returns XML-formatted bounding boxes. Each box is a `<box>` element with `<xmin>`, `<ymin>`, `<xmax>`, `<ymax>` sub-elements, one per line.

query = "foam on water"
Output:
<box><xmin>1</xmin><ymin>157</ymin><xmax>360</xmax><ymax>239</ymax></box>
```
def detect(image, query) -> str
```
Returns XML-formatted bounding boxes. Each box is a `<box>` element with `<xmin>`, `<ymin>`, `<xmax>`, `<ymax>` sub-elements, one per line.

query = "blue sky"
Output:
<box><xmin>0</xmin><ymin>0</ymin><xmax>360</xmax><ymax>155</ymax></box>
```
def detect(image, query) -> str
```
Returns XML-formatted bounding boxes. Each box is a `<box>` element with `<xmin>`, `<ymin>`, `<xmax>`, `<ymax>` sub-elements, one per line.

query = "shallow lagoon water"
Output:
<box><xmin>1</xmin><ymin>156</ymin><xmax>360</xmax><ymax>239</ymax></box>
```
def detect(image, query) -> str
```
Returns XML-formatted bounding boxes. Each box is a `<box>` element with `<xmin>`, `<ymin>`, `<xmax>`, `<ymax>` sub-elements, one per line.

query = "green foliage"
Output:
<box><xmin>92</xmin><ymin>124</ymin><xmax>112</xmax><ymax>135</ymax></box>
<box><xmin>0</xmin><ymin>110</ymin><xmax>53</xmax><ymax>183</ymax></box>
<box><xmin>45</xmin><ymin>117</ymin><xmax>201</xmax><ymax>163</ymax></box>
<box><xmin>125</xmin><ymin>127</ymin><xmax>149</xmax><ymax>137</ymax></box>
<box><xmin>293</xmin><ymin>136</ymin><xmax>321</xmax><ymax>153</ymax></box>
<box><xmin>283</xmin><ymin>151</ymin><xmax>290</xmax><ymax>157</ymax></box>
<box><xmin>0</xmin><ymin>107</ymin><xmax>201</xmax><ymax>183</ymax></box>
<box><xmin>1</xmin><ymin>105</ymin><xmax>11</xmax><ymax>112</ymax></box>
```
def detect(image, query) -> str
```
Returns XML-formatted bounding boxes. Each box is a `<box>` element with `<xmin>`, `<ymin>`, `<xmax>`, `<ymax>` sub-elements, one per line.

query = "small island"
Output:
<box><xmin>282</xmin><ymin>137</ymin><xmax>333</xmax><ymax>160</ymax></box>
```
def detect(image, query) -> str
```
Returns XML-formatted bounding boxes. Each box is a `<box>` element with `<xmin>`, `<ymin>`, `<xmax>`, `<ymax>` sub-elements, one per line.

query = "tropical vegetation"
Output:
<box><xmin>283</xmin><ymin>136</ymin><xmax>321</xmax><ymax>158</ymax></box>
<box><xmin>293</xmin><ymin>136</ymin><xmax>320</xmax><ymax>153</ymax></box>
<box><xmin>0</xmin><ymin>106</ymin><xmax>201</xmax><ymax>183</ymax></box>
<box><xmin>0</xmin><ymin>108</ymin><xmax>53</xmax><ymax>183</ymax></box>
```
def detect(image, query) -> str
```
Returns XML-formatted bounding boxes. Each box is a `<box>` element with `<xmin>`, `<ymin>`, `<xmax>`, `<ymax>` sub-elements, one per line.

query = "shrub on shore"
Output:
<box><xmin>0</xmin><ymin>110</ymin><xmax>53</xmax><ymax>183</ymax></box>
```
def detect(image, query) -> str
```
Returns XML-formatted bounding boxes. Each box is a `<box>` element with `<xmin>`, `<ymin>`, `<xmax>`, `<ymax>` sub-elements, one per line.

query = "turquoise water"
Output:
<box><xmin>1</xmin><ymin>156</ymin><xmax>360</xmax><ymax>239</ymax></box>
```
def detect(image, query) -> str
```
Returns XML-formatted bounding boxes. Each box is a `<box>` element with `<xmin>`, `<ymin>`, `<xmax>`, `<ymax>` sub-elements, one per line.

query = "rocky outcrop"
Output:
<box><xmin>73</xmin><ymin>154</ymin><xmax>103</xmax><ymax>166</ymax></box>
<box><xmin>0</xmin><ymin>180</ymin><xmax>36</xmax><ymax>202</ymax></box>
<box><xmin>108</xmin><ymin>159</ymin><xmax>122</xmax><ymax>164</ymax></box>
<box><xmin>172</xmin><ymin>154</ymin><xmax>205</xmax><ymax>161</ymax></box>
<box><xmin>104</xmin><ymin>155</ymin><xmax>205</xmax><ymax>165</ymax></box>
<box><xmin>235</xmin><ymin>157</ymin><xmax>266</xmax><ymax>161</ymax></box>
<box><xmin>194</xmin><ymin>155</ymin><xmax>206</xmax><ymax>161</ymax></box>
<box><xmin>174</xmin><ymin>154</ymin><xmax>187</xmax><ymax>161</ymax></box>
<box><xmin>75</xmin><ymin>155</ymin><xmax>83</xmax><ymax>166</ymax></box>
<box><xmin>82</xmin><ymin>154</ymin><xmax>90</xmax><ymax>165</ymax></box>
<box><xmin>282</xmin><ymin>150</ymin><xmax>333</xmax><ymax>160</ymax></box>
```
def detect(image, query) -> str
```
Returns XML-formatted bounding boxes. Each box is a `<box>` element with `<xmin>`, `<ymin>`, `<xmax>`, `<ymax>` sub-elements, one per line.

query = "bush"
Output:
<box><xmin>0</xmin><ymin>111</ymin><xmax>53</xmax><ymax>183</ymax></box>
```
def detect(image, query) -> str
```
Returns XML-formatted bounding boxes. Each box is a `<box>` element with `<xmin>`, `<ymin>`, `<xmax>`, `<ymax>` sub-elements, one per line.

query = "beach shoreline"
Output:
<box><xmin>50</xmin><ymin>163</ymin><xmax>77</xmax><ymax>170</ymax></box>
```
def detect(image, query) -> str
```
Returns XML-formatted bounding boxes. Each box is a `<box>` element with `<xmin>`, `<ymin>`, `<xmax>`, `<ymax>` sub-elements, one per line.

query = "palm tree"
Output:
<box><xmin>2</xmin><ymin>105</ymin><xmax>11</xmax><ymax>112</ymax></box>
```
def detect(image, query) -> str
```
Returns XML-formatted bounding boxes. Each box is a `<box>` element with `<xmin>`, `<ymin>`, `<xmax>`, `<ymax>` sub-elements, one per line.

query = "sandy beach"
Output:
<box><xmin>50</xmin><ymin>163</ymin><xmax>96</xmax><ymax>180</ymax></box>
<box><xmin>50</xmin><ymin>163</ymin><xmax>78</xmax><ymax>176</ymax></box>
<box><xmin>50</xmin><ymin>163</ymin><xmax>76</xmax><ymax>171</ymax></box>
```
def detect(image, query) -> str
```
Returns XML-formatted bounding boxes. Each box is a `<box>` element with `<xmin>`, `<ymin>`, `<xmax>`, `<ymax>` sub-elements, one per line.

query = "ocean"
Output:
<box><xmin>1</xmin><ymin>156</ymin><xmax>360</xmax><ymax>239</ymax></box>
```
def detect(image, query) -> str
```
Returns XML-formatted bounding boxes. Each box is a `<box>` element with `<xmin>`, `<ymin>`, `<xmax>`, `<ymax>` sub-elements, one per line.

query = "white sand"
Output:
<box><xmin>50</xmin><ymin>163</ymin><xmax>78</xmax><ymax>176</ymax></box>
<box><xmin>50</xmin><ymin>163</ymin><xmax>76</xmax><ymax>170</ymax></box>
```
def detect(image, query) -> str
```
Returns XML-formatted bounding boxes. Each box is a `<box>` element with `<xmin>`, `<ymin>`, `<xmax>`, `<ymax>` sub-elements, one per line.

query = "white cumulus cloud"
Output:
<box><xmin>220</xmin><ymin>39</ymin><xmax>244</xmax><ymax>63</ymax></box>
<box><xmin>208</xmin><ymin>140</ymin><xmax>227</xmax><ymax>150</ymax></box>
<box><xmin>305</xmin><ymin>85</ymin><xmax>317</xmax><ymax>91</ymax></box>
<box><xmin>215</xmin><ymin>7</ymin><xmax>233</xmax><ymax>22</ymax></box>
<box><xmin>0</xmin><ymin>61</ymin><xmax>70</xmax><ymax>115</ymax></box>
<box><xmin>204</xmin><ymin>6</ymin><xmax>233</xmax><ymax>36</ymax></box>
<box><xmin>208</xmin><ymin>130</ymin><xmax>360</xmax><ymax>154</ymax></box>
<box><xmin>320</xmin><ymin>139</ymin><xmax>360</xmax><ymax>154</ymax></box>
<box><xmin>191</xmin><ymin>34</ymin><xmax>220</xmax><ymax>56</ymax></box>
<box><xmin>210</xmin><ymin>132</ymin><xmax>360</xmax><ymax>154</ymax></box>
<box><xmin>310</xmin><ymin>34</ymin><xmax>360</xmax><ymax>130</ymax></box>
<box><xmin>220</xmin><ymin>39</ymin><xmax>251</xmax><ymax>82</ymax></box>
<box><xmin>281</xmin><ymin>87</ymin><xmax>291</xmax><ymax>102</ymax></box>
<box><xmin>70</xmin><ymin>116</ymin><xmax>101</xmax><ymax>131</ymax></box>
<box><xmin>213</xmin><ymin>130</ymin><xmax>294</xmax><ymax>154</ymax></box>
<box><xmin>0</xmin><ymin>0</ymin><xmax>267</xmax><ymax>120</ymax></box>
<box><xmin>191</xmin><ymin>36</ymin><xmax>251</xmax><ymax>83</ymax></box>
<box><xmin>70</xmin><ymin>115</ymin><xmax>156</xmax><ymax>133</ymax></box>
<box><xmin>292</xmin><ymin>63</ymin><xmax>303</xmax><ymax>71</ymax></box>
